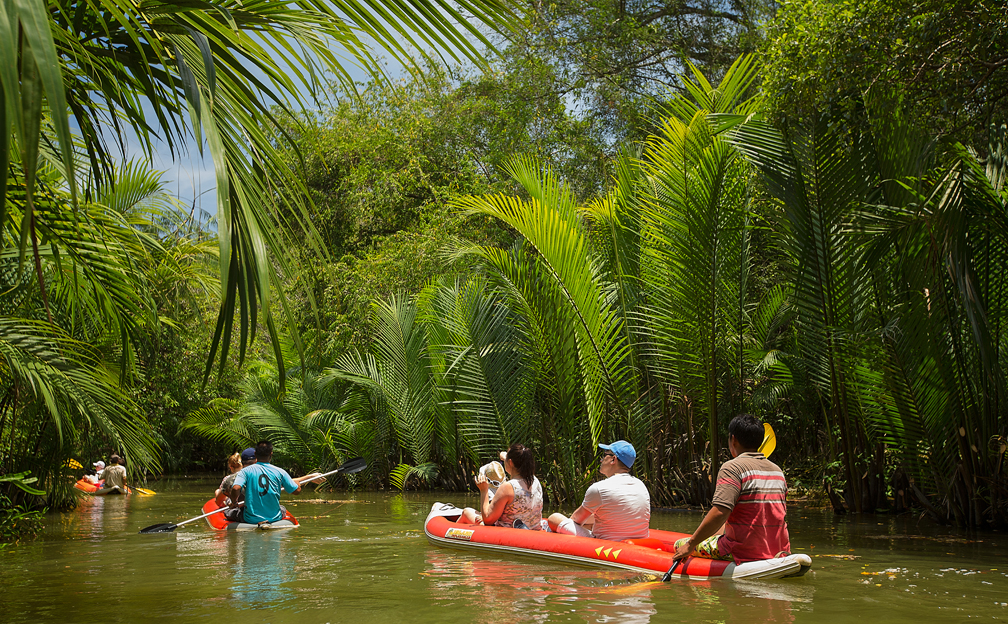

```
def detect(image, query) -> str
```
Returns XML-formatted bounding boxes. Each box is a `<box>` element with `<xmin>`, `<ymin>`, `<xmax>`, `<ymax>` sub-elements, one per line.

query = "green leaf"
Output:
<box><xmin>15</xmin><ymin>0</ymin><xmax>76</xmax><ymax>204</ymax></box>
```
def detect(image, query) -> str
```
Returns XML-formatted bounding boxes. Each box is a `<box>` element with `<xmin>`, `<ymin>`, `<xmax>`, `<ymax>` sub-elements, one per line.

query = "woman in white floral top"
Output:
<box><xmin>460</xmin><ymin>443</ymin><xmax>544</xmax><ymax>530</ymax></box>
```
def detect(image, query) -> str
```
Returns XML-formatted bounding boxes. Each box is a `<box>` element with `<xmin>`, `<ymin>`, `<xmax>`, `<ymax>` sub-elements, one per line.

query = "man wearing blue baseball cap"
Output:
<box><xmin>220</xmin><ymin>445</ymin><xmax>324</xmax><ymax>523</ymax></box>
<box><xmin>227</xmin><ymin>441</ymin><xmax>328</xmax><ymax>525</ymax></box>
<box><xmin>548</xmin><ymin>440</ymin><xmax>651</xmax><ymax>541</ymax></box>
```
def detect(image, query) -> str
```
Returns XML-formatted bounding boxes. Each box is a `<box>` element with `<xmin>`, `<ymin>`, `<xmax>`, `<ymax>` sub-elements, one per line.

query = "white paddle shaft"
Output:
<box><xmin>175</xmin><ymin>502</ymin><xmax>243</xmax><ymax>528</ymax></box>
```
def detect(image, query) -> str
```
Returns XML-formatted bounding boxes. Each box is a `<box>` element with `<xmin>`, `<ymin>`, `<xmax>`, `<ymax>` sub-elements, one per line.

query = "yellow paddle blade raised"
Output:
<box><xmin>759</xmin><ymin>422</ymin><xmax>777</xmax><ymax>458</ymax></box>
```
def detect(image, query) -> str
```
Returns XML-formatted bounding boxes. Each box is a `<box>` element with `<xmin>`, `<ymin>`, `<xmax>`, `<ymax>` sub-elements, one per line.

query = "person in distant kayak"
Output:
<box><xmin>102</xmin><ymin>455</ymin><xmax>128</xmax><ymax>492</ymax></box>
<box><xmin>83</xmin><ymin>460</ymin><xmax>105</xmax><ymax>485</ymax></box>
<box><xmin>227</xmin><ymin>441</ymin><xmax>323</xmax><ymax>524</ymax></box>
<box><xmin>672</xmin><ymin>414</ymin><xmax>790</xmax><ymax>564</ymax></box>
<box><xmin>458</xmin><ymin>443</ymin><xmax>544</xmax><ymax>530</ymax></box>
<box><xmin>548</xmin><ymin>440</ymin><xmax>650</xmax><ymax>541</ymax></box>
<box><xmin>215</xmin><ymin>449</ymin><xmax>254</xmax><ymax>509</ymax></box>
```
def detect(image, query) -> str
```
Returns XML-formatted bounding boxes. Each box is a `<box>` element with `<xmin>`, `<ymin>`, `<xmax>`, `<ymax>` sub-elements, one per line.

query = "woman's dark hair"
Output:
<box><xmin>728</xmin><ymin>414</ymin><xmax>764</xmax><ymax>450</ymax></box>
<box><xmin>506</xmin><ymin>443</ymin><xmax>536</xmax><ymax>485</ymax></box>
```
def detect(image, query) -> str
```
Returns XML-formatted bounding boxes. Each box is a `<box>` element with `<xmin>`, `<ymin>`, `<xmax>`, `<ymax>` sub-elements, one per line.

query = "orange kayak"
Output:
<box><xmin>74</xmin><ymin>478</ymin><xmax>130</xmax><ymax>495</ymax></box>
<box><xmin>74</xmin><ymin>478</ymin><xmax>100</xmax><ymax>493</ymax></box>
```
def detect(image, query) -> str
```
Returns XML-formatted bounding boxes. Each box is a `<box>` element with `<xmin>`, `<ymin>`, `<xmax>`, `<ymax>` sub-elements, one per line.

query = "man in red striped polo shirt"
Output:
<box><xmin>673</xmin><ymin>414</ymin><xmax>791</xmax><ymax>564</ymax></box>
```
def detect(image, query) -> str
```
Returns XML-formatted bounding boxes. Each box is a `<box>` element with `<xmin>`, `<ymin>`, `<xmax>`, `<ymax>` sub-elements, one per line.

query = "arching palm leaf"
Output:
<box><xmin>420</xmin><ymin>276</ymin><xmax>535</xmax><ymax>461</ymax></box>
<box><xmin>2</xmin><ymin>0</ymin><xmax>521</xmax><ymax>389</ymax></box>
<box><xmin>453</xmin><ymin>156</ymin><xmax>636</xmax><ymax>445</ymax></box>
<box><xmin>324</xmin><ymin>295</ymin><xmax>437</xmax><ymax>467</ymax></box>
<box><xmin>0</xmin><ymin>316</ymin><xmax>160</xmax><ymax>506</ymax></box>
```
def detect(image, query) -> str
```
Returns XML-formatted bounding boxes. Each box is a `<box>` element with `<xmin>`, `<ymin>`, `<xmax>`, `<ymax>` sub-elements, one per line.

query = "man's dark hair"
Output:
<box><xmin>109</xmin><ymin>454</ymin><xmax>121</xmax><ymax>465</ymax></box>
<box><xmin>728</xmin><ymin>414</ymin><xmax>763</xmax><ymax>451</ymax></box>
<box><xmin>255</xmin><ymin>440</ymin><xmax>273</xmax><ymax>461</ymax></box>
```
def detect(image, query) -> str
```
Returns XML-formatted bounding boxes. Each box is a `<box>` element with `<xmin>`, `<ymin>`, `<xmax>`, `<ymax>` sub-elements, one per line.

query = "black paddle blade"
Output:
<box><xmin>139</xmin><ymin>523</ymin><xmax>178</xmax><ymax>534</ymax></box>
<box><xmin>662</xmin><ymin>559</ymin><xmax>682</xmax><ymax>582</ymax></box>
<box><xmin>338</xmin><ymin>457</ymin><xmax>367</xmax><ymax>474</ymax></box>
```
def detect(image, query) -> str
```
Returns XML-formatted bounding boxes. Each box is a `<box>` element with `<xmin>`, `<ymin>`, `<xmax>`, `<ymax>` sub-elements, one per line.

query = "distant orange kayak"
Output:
<box><xmin>74</xmin><ymin>478</ymin><xmax>99</xmax><ymax>493</ymax></box>
<box><xmin>73</xmin><ymin>478</ymin><xmax>130</xmax><ymax>495</ymax></box>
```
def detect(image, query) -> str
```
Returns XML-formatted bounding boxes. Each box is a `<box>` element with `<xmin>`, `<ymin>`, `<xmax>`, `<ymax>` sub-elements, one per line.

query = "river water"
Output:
<box><xmin>2</xmin><ymin>479</ymin><xmax>1006</xmax><ymax>623</ymax></box>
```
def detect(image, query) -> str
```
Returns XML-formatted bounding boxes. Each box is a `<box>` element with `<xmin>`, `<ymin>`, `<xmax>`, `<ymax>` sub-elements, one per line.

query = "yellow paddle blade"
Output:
<box><xmin>759</xmin><ymin>422</ymin><xmax>777</xmax><ymax>458</ymax></box>
<box><xmin>133</xmin><ymin>487</ymin><xmax>156</xmax><ymax>496</ymax></box>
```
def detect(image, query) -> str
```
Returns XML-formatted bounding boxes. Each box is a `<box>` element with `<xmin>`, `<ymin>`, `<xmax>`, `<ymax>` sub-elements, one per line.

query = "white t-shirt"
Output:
<box><xmin>581</xmin><ymin>472</ymin><xmax>651</xmax><ymax>541</ymax></box>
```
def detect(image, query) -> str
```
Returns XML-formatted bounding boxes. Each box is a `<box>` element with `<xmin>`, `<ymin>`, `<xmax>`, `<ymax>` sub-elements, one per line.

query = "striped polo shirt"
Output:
<box><xmin>711</xmin><ymin>452</ymin><xmax>790</xmax><ymax>563</ymax></box>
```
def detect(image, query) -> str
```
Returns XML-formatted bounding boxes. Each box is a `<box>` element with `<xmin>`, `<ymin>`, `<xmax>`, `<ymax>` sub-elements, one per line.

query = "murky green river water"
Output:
<box><xmin>2</xmin><ymin>479</ymin><xmax>1006</xmax><ymax>623</ymax></box>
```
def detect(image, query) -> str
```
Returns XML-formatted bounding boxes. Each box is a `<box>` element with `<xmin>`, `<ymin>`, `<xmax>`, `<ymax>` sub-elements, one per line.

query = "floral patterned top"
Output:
<box><xmin>495</xmin><ymin>476</ymin><xmax>544</xmax><ymax>530</ymax></box>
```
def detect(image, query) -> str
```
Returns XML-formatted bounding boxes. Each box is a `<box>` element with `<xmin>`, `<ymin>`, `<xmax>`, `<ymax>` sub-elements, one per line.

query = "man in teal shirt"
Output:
<box><xmin>229</xmin><ymin>441</ymin><xmax>302</xmax><ymax>524</ymax></box>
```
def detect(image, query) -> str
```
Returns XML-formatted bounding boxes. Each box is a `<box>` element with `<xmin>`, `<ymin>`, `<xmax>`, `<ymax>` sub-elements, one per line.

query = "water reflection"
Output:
<box><xmin>232</xmin><ymin>533</ymin><xmax>297</xmax><ymax>607</ymax></box>
<box><xmin>675</xmin><ymin>578</ymin><xmax>811</xmax><ymax>623</ymax></box>
<box><xmin>167</xmin><ymin>526</ymin><xmax>299</xmax><ymax>608</ymax></box>
<box><xmin>422</xmin><ymin>549</ymin><xmax>815</xmax><ymax>623</ymax></box>
<box><xmin>66</xmin><ymin>494</ymin><xmax>132</xmax><ymax>539</ymax></box>
<box><xmin>423</xmin><ymin>551</ymin><xmax>657</xmax><ymax>623</ymax></box>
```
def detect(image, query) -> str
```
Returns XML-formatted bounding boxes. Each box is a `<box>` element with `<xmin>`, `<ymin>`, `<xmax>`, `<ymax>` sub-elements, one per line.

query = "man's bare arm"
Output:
<box><xmin>673</xmin><ymin>504</ymin><xmax>731</xmax><ymax>561</ymax></box>
<box><xmin>570</xmin><ymin>505</ymin><xmax>593</xmax><ymax>525</ymax></box>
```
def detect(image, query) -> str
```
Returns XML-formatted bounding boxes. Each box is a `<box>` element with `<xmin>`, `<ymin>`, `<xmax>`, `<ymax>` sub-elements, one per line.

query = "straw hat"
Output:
<box><xmin>480</xmin><ymin>460</ymin><xmax>506</xmax><ymax>483</ymax></box>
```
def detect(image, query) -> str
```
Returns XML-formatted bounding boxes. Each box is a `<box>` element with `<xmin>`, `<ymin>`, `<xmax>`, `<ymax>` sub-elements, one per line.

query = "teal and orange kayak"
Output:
<box><xmin>200</xmin><ymin>498</ymin><xmax>299</xmax><ymax>531</ymax></box>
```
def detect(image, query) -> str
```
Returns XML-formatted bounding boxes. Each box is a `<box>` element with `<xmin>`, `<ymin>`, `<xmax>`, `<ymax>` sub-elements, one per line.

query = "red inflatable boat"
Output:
<box><xmin>424</xmin><ymin>502</ymin><xmax>811</xmax><ymax>580</ymax></box>
<box><xmin>200</xmin><ymin>498</ymin><xmax>299</xmax><ymax>531</ymax></box>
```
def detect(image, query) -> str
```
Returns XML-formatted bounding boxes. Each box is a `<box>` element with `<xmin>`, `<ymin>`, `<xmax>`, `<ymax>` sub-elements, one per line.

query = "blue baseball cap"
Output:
<box><xmin>240</xmin><ymin>448</ymin><xmax>257</xmax><ymax>463</ymax></box>
<box><xmin>599</xmin><ymin>440</ymin><xmax>636</xmax><ymax>468</ymax></box>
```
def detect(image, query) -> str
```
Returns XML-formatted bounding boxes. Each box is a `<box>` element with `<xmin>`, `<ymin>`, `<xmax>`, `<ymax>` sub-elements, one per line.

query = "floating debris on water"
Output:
<box><xmin>860</xmin><ymin>567</ymin><xmax>904</xmax><ymax>579</ymax></box>
<box><xmin>291</xmin><ymin>499</ymin><xmax>369</xmax><ymax>504</ymax></box>
<box><xmin>863</xmin><ymin>534</ymin><xmax>982</xmax><ymax>544</ymax></box>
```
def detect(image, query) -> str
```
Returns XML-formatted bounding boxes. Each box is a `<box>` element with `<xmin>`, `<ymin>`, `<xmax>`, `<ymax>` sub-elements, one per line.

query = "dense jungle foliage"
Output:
<box><xmin>2</xmin><ymin>0</ymin><xmax>1007</xmax><ymax>537</ymax></box>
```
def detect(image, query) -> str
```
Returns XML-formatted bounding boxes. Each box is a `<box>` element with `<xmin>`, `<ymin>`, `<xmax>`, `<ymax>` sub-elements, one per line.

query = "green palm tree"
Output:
<box><xmin>452</xmin><ymin>156</ymin><xmax>637</xmax><ymax>500</ymax></box>
<box><xmin>860</xmin><ymin>111</ymin><xmax>1008</xmax><ymax>526</ymax></box>
<box><xmin>728</xmin><ymin>99</ymin><xmax>895</xmax><ymax>513</ymax></box>
<box><xmin>1</xmin><ymin>157</ymin><xmax>169</xmax><ymax>506</ymax></box>
<box><xmin>420</xmin><ymin>276</ymin><xmax>536</xmax><ymax>465</ymax></box>
<box><xmin>323</xmin><ymin>294</ymin><xmax>438</xmax><ymax>483</ymax></box>
<box><xmin>634</xmin><ymin>55</ymin><xmax>759</xmax><ymax>484</ymax></box>
<box><xmin>182</xmin><ymin>356</ymin><xmax>366</xmax><ymax>477</ymax></box>
<box><xmin>456</xmin><ymin>156</ymin><xmax>637</xmax><ymax>438</ymax></box>
<box><xmin>2</xmin><ymin>0</ymin><xmax>520</xmax><ymax>387</ymax></box>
